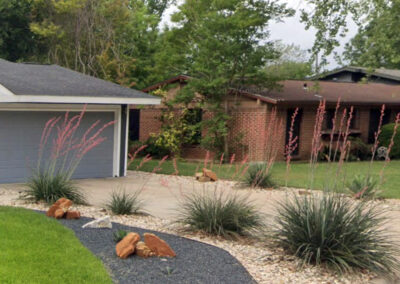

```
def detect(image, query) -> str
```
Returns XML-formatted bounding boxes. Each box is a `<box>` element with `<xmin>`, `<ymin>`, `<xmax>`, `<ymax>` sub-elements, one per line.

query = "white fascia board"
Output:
<box><xmin>0</xmin><ymin>83</ymin><xmax>160</xmax><ymax>105</ymax></box>
<box><xmin>0</xmin><ymin>95</ymin><xmax>160</xmax><ymax>105</ymax></box>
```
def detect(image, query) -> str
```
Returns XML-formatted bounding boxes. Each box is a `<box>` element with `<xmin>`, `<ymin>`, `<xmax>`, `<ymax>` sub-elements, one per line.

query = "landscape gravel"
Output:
<box><xmin>0</xmin><ymin>184</ymin><xmax>396</xmax><ymax>284</ymax></box>
<box><xmin>56</xmin><ymin>215</ymin><xmax>255</xmax><ymax>284</ymax></box>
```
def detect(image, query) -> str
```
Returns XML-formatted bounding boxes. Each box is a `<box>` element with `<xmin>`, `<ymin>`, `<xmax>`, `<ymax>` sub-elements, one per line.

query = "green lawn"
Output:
<box><xmin>0</xmin><ymin>206</ymin><xmax>112</xmax><ymax>284</ymax></box>
<box><xmin>129</xmin><ymin>159</ymin><xmax>400</xmax><ymax>199</ymax></box>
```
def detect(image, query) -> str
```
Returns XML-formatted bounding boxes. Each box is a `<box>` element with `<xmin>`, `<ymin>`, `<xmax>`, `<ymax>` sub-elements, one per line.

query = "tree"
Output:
<box><xmin>300</xmin><ymin>0</ymin><xmax>400</xmax><ymax>69</ymax></box>
<box><xmin>0</xmin><ymin>0</ymin><xmax>43</xmax><ymax>61</ymax></box>
<box><xmin>153</xmin><ymin>0</ymin><xmax>293</xmax><ymax>156</ymax></box>
<box><xmin>265</xmin><ymin>44</ymin><xmax>312</xmax><ymax>80</ymax></box>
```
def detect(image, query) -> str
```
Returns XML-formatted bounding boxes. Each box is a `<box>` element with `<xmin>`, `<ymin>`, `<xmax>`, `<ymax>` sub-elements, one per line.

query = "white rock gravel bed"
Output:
<box><xmin>0</xmin><ymin>186</ymin><xmax>380</xmax><ymax>284</ymax></box>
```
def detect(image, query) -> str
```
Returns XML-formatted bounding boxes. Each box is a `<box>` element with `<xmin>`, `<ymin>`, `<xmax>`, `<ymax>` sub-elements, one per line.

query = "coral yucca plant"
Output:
<box><xmin>244</xmin><ymin>163</ymin><xmax>274</xmax><ymax>188</ymax></box>
<box><xmin>177</xmin><ymin>189</ymin><xmax>263</xmax><ymax>238</ymax></box>
<box><xmin>26</xmin><ymin>105</ymin><xmax>115</xmax><ymax>204</ymax></box>
<box><xmin>275</xmin><ymin>194</ymin><xmax>399</xmax><ymax>277</ymax></box>
<box><xmin>25</xmin><ymin>172</ymin><xmax>86</xmax><ymax>204</ymax></box>
<box><xmin>347</xmin><ymin>174</ymin><xmax>380</xmax><ymax>199</ymax></box>
<box><xmin>106</xmin><ymin>189</ymin><xmax>144</xmax><ymax>215</ymax></box>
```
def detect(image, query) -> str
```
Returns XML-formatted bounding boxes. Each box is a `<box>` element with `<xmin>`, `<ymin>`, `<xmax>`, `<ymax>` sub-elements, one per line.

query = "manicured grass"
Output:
<box><xmin>0</xmin><ymin>206</ymin><xmax>112</xmax><ymax>284</ymax></box>
<box><xmin>128</xmin><ymin>159</ymin><xmax>400</xmax><ymax>199</ymax></box>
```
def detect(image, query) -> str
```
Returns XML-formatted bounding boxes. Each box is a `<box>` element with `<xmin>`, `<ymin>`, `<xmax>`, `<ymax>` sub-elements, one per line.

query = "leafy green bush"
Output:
<box><xmin>380</xmin><ymin>123</ymin><xmax>400</xmax><ymax>158</ymax></box>
<box><xmin>276</xmin><ymin>194</ymin><xmax>399</xmax><ymax>276</ymax></box>
<box><xmin>319</xmin><ymin>137</ymin><xmax>371</xmax><ymax>161</ymax></box>
<box><xmin>129</xmin><ymin>138</ymin><xmax>171</xmax><ymax>159</ymax></box>
<box><xmin>177</xmin><ymin>190</ymin><xmax>263</xmax><ymax>238</ymax></box>
<box><xmin>25</xmin><ymin>171</ymin><xmax>86</xmax><ymax>204</ymax></box>
<box><xmin>347</xmin><ymin>174</ymin><xmax>380</xmax><ymax>199</ymax></box>
<box><xmin>244</xmin><ymin>163</ymin><xmax>274</xmax><ymax>188</ymax></box>
<box><xmin>113</xmin><ymin>230</ymin><xmax>128</xmax><ymax>243</ymax></box>
<box><xmin>106</xmin><ymin>189</ymin><xmax>143</xmax><ymax>215</ymax></box>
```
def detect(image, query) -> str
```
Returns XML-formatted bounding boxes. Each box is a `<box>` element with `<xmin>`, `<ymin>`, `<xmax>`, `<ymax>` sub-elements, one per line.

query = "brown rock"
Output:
<box><xmin>54</xmin><ymin>198</ymin><xmax>68</xmax><ymax>206</ymax></box>
<box><xmin>198</xmin><ymin>176</ymin><xmax>211</xmax><ymax>182</ymax></box>
<box><xmin>144</xmin><ymin>233</ymin><xmax>176</xmax><ymax>257</ymax></box>
<box><xmin>65</xmin><ymin>211</ymin><xmax>81</xmax><ymax>219</ymax></box>
<box><xmin>195</xmin><ymin>172</ymin><xmax>203</xmax><ymax>180</ymax></box>
<box><xmin>46</xmin><ymin>204</ymin><xmax>59</xmax><ymax>217</ymax></box>
<box><xmin>203</xmin><ymin>168</ymin><xmax>218</xmax><ymax>181</ymax></box>
<box><xmin>298</xmin><ymin>190</ymin><xmax>311</xmax><ymax>195</ymax></box>
<box><xmin>59</xmin><ymin>199</ymin><xmax>73</xmax><ymax>211</ymax></box>
<box><xmin>135</xmin><ymin>241</ymin><xmax>155</xmax><ymax>258</ymax></box>
<box><xmin>116</xmin><ymin>232</ymin><xmax>140</xmax><ymax>259</ymax></box>
<box><xmin>54</xmin><ymin>208</ymin><xmax>65</xmax><ymax>219</ymax></box>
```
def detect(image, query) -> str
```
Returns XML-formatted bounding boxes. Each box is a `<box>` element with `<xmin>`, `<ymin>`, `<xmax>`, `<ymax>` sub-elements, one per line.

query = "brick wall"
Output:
<box><xmin>138</xmin><ymin>108</ymin><xmax>163</xmax><ymax>141</ymax></box>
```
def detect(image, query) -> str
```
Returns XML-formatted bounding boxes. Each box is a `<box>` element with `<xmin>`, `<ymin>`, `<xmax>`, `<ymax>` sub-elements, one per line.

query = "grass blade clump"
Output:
<box><xmin>177</xmin><ymin>190</ymin><xmax>263</xmax><ymax>238</ymax></box>
<box><xmin>25</xmin><ymin>171</ymin><xmax>86</xmax><ymax>204</ymax></box>
<box><xmin>244</xmin><ymin>163</ymin><xmax>274</xmax><ymax>188</ymax></box>
<box><xmin>347</xmin><ymin>174</ymin><xmax>380</xmax><ymax>199</ymax></box>
<box><xmin>275</xmin><ymin>194</ymin><xmax>399</xmax><ymax>277</ymax></box>
<box><xmin>106</xmin><ymin>189</ymin><xmax>143</xmax><ymax>215</ymax></box>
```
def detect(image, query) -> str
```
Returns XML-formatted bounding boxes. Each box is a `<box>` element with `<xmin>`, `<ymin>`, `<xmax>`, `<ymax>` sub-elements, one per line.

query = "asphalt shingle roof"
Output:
<box><xmin>0</xmin><ymin>59</ymin><xmax>155</xmax><ymax>99</ymax></box>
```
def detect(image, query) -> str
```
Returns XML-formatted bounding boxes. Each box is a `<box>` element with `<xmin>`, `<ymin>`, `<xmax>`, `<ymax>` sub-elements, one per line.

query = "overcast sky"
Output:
<box><xmin>162</xmin><ymin>0</ymin><xmax>358</xmax><ymax>70</ymax></box>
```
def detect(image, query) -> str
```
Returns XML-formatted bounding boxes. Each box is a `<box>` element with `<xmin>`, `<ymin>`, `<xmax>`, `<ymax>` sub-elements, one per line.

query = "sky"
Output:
<box><xmin>161</xmin><ymin>0</ymin><xmax>359</xmax><ymax>71</ymax></box>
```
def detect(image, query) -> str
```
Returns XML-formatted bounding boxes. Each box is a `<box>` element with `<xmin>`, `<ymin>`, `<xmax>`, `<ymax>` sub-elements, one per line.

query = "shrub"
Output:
<box><xmin>319</xmin><ymin>137</ymin><xmax>371</xmax><ymax>161</ymax></box>
<box><xmin>275</xmin><ymin>194</ymin><xmax>399</xmax><ymax>276</ymax></box>
<box><xmin>244</xmin><ymin>163</ymin><xmax>274</xmax><ymax>188</ymax></box>
<box><xmin>25</xmin><ymin>171</ymin><xmax>86</xmax><ymax>204</ymax></box>
<box><xmin>113</xmin><ymin>230</ymin><xmax>128</xmax><ymax>243</ymax></box>
<box><xmin>347</xmin><ymin>174</ymin><xmax>380</xmax><ymax>199</ymax></box>
<box><xmin>380</xmin><ymin>123</ymin><xmax>400</xmax><ymax>158</ymax></box>
<box><xmin>177</xmin><ymin>190</ymin><xmax>263</xmax><ymax>238</ymax></box>
<box><xmin>106</xmin><ymin>189</ymin><xmax>143</xmax><ymax>215</ymax></box>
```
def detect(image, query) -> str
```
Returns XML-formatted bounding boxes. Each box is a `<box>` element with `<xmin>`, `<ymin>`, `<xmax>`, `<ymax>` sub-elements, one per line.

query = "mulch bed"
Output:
<box><xmin>55</xmin><ymin>215</ymin><xmax>255</xmax><ymax>284</ymax></box>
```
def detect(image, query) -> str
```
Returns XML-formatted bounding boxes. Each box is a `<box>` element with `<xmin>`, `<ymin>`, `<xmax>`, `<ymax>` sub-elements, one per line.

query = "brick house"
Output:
<box><xmin>130</xmin><ymin>69</ymin><xmax>400</xmax><ymax>161</ymax></box>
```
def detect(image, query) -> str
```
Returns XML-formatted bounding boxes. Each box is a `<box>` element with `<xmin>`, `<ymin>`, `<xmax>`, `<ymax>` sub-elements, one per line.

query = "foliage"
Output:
<box><xmin>177</xmin><ymin>190</ymin><xmax>263</xmax><ymax>238</ymax></box>
<box><xmin>25</xmin><ymin>171</ymin><xmax>86</xmax><ymax>204</ymax></box>
<box><xmin>265</xmin><ymin>44</ymin><xmax>312</xmax><ymax>80</ymax></box>
<box><xmin>25</xmin><ymin>107</ymin><xmax>113</xmax><ymax>204</ymax></box>
<box><xmin>0</xmin><ymin>0</ymin><xmax>43</xmax><ymax>61</ymax></box>
<box><xmin>320</xmin><ymin>137</ymin><xmax>371</xmax><ymax>161</ymax></box>
<box><xmin>347</xmin><ymin>174</ymin><xmax>380</xmax><ymax>199</ymax></box>
<box><xmin>106</xmin><ymin>189</ymin><xmax>144</xmax><ymax>215</ymax></box>
<box><xmin>244</xmin><ymin>163</ymin><xmax>275</xmax><ymax>188</ymax></box>
<box><xmin>380</xmin><ymin>123</ymin><xmax>400</xmax><ymax>158</ymax></box>
<box><xmin>1</xmin><ymin>0</ymin><xmax>168</xmax><ymax>89</ymax></box>
<box><xmin>113</xmin><ymin>230</ymin><xmax>128</xmax><ymax>243</ymax></box>
<box><xmin>276</xmin><ymin>194</ymin><xmax>399</xmax><ymax>276</ymax></box>
<box><xmin>0</xmin><ymin>206</ymin><xmax>112</xmax><ymax>283</ymax></box>
<box><xmin>153</xmin><ymin>0</ymin><xmax>294</xmax><ymax>155</ymax></box>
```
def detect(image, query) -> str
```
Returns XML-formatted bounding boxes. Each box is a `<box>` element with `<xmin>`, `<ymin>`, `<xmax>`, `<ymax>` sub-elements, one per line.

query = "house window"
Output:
<box><xmin>325</xmin><ymin>109</ymin><xmax>335</xmax><ymax>130</ymax></box>
<box><xmin>184</xmin><ymin>108</ymin><xmax>202</xmax><ymax>145</ymax></box>
<box><xmin>350</xmin><ymin>108</ymin><xmax>358</xmax><ymax>129</ymax></box>
<box><xmin>325</xmin><ymin>108</ymin><xmax>359</xmax><ymax>130</ymax></box>
<box><xmin>285</xmin><ymin>108</ymin><xmax>303</xmax><ymax>156</ymax></box>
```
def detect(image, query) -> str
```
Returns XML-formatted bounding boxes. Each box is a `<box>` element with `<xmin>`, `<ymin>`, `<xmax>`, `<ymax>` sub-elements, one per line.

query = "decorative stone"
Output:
<box><xmin>144</xmin><ymin>233</ymin><xmax>176</xmax><ymax>257</ymax></box>
<box><xmin>54</xmin><ymin>208</ymin><xmax>65</xmax><ymax>219</ymax></box>
<box><xmin>195</xmin><ymin>172</ymin><xmax>203</xmax><ymax>180</ymax></box>
<box><xmin>198</xmin><ymin>176</ymin><xmax>211</xmax><ymax>183</ymax></box>
<box><xmin>59</xmin><ymin>199</ymin><xmax>73</xmax><ymax>211</ymax></box>
<box><xmin>116</xmin><ymin>233</ymin><xmax>140</xmax><ymax>259</ymax></box>
<box><xmin>203</xmin><ymin>168</ymin><xmax>218</xmax><ymax>181</ymax></box>
<box><xmin>65</xmin><ymin>211</ymin><xmax>81</xmax><ymax>219</ymax></box>
<box><xmin>82</xmin><ymin>216</ymin><xmax>112</xmax><ymax>229</ymax></box>
<box><xmin>136</xmin><ymin>241</ymin><xmax>155</xmax><ymax>258</ymax></box>
<box><xmin>46</xmin><ymin>204</ymin><xmax>59</xmax><ymax>217</ymax></box>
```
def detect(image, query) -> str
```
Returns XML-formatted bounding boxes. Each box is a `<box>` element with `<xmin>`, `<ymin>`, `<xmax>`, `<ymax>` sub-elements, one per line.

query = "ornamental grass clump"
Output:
<box><xmin>275</xmin><ymin>194</ymin><xmax>399</xmax><ymax>277</ymax></box>
<box><xmin>106</xmin><ymin>189</ymin><xmax>144</xmax><ymax>215</ymax></box>
<box><xmin>26</xmin><ymin>172</ymin><xmax>86</xmax><ymax>204</ymax></box>
<box><xmin>347</xmin><ymin>174</ymin><xmax>380</xmax><ymax>199</ymax></box>
<box><xmin>177</xmin><ymin>190</ymin><xmax>263</xmax><ymax>238</ymax></box>
<box><xmin>25</xmin><ymin>105</ymin><xmax>115</xmax><ymax>204</ymax></box>
<box><xmin>244</xmin><ymin>163</ymin><xmax>275</xmax><ymax>188</ymax></box>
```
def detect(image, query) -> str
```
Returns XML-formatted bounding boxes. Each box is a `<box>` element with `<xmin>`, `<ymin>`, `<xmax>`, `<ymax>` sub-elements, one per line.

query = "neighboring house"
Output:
<box><xmin>0</xmin><ymin>59</ymin><xmax>159</xmax><ymax>183</ymax></box>
<box><xmin>315</xmin><ymin>66</ymin><xmax>400</xmax><ymax>85</ymax></box>
<box><xmin>132</xmin><ymin>71</ymin><xmax>400</xmax><ymax>161</ymax></box>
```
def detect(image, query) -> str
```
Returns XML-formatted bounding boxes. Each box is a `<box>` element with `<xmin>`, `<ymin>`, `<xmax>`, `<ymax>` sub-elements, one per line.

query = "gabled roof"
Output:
<box><xmin>247</xmin><ymin>80</ymin><xmax>400</xmax><ymax>105</ymax></box>
<box><xmin>0</xmin><ymin>59</ymin><xmax>160</xmax><ymax>105</ymax></box>
<box><xmin>314</xmin><ymin>66</ymin><xmax>400</xmax><ymax>82</ymax></box>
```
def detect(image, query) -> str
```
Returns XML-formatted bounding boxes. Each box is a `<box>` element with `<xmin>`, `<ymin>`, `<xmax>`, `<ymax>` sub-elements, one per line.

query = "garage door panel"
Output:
<box><xmin>0</xmin><ymin>111</ymin><xmax>115</xmax><ymax>183</ymax></box>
